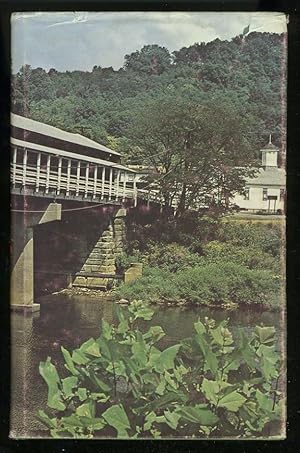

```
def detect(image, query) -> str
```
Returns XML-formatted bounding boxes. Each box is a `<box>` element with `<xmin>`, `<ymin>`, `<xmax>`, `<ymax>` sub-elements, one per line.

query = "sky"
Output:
<box><xmin>11</xmin><ymin>12</ymin><xmax>287</xmax><ymax>73</ymax></box>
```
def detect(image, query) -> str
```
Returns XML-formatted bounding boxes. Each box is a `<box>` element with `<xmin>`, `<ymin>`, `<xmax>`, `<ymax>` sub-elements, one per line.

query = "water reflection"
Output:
<box><xmin>10</xmin><ymin>295</ymin><xmax>284</xmax><ymax>438</ymax></box>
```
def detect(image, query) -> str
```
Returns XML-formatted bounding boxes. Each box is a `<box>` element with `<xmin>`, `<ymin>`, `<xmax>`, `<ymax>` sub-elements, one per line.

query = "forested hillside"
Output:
<box><xmin>12</xmin><ymin>32</ymin><xmax>286</xmax><ymax>165</ymax></box>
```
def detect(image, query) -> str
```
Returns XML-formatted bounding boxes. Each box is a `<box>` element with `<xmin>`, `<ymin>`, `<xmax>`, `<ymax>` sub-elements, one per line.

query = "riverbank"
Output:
<box><xmin>52</xmin><ymin>217</ymin><xmax>284</xmax><ymax>312</ymax></box>
<box><xmin>54</xmin><ymin>284</ymin><xmax>281</xmax><ymax>314</ymax></box>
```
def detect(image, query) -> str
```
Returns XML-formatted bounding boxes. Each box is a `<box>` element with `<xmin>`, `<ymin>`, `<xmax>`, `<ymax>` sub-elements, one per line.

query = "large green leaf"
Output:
<box><xmin>148</xmin><ymin>346</ymin><xmax>162</xmax><ymax>367</ymax></box>
<box><xmin>144</xmin><ymin>411</ymin><xmax>157</xmax><ymax>431</ymax></box>
<box><xmin>102</xmin><ymin>319</ymin><xmax>113</xmax><ymax>340</ymax></box>
<box><xmin>89</xmin><ymin>370</ymin><xmax>111</xmax><ymax>392</ymax></box>
<box><xmin>62</xmin><ymin>376</ymin><xmax>78</xmax><ymax>398</ymax></box>
<box><xmin>107</xmin><ymin>360</ymin><xmax>127</xmax><ymax>377</ymax></box>
<box><xmin>195</xmin><ymin>335</ymin><xmax>218</xmax><ymax>374</ymax></box>
<box><xmin>117</xmin><ymin>319</ymin><xmax>130</xmax><ymax>334</ymax></box>
<box><xmin>37</xmin><ymin>410</ymin><xmax>58</xmax><ymax>429</ymax></box>
<box><xmin>201</xmin><ymin>378</ymin><xmax>220</xmax><ymax>405</ymax></box>
<box><xmin>61</xmin><ymin>346</ymin><xmax>79</xmax><ymax>376</ymax></box>
<box><xmin>97</xmin><ymin>336</ymin><xmax>113</xmax><ymax>361</ymax></box>
<box><xmin>143</xmin><ymin>325</ymin><xmax>165</xmax><ymax>343</ymax></box>
<box><xmin>125</xmin><ymin>358</ymin><xmax>140</xmax><ymax>384</ymax></box>
<box><xmin>39</xmin><ymin>358</ymin><xmax>66</xmax><ymax>411</ymax></box>
<box><xmin>78</xmin><ymin>416</ymin><xmax>105</xmax><ymax>430</ymax></box>
<box><xmin>131</xmin><ymin>333</ymin><xmax>148</xmax><ymax>367</ymax></box>
<box><xmin>72</xmin><ymin>350</ymin><xmax>89</xmax><ymax>365</ymax></box>
<box><xmin>114</xmin><ymin>304</ymin><xmax>125</xmax><ymax>323</ymax></box>
<box><xmin>128</xmin><ymin>301</ymin><xmax>154</xmax><ymax>321</ymax></box>
<box><xmin>76</xmin><ymin>400</ymin><xmax>95</xmax><ymax>418</ymax></box>
<box><xmin>173</xmin><ymin>364</ymin><xmax>189</xmax><ymax>383</ymax></box>
<box><xmin>102</xmin><ymin>404</ymin><xmax>131</xmax><ymax>437</ymax></box>
<box><xmin>79</xmin><ymin>338</ymin><xmax>101</xmax><ymax>358</ymax></box>
<box><xmin>164</xmin><ymin>370</ymin><xmax>178</xmax><ymax>389</ymax></box>
<box><xmin>238</xmin><ymin>330</ymin><xmax>257</xmax><ymax>370</ymax></box>
<box><xmin>164</xmin><ymin>409</ymin><xmax>180</xmax><ymax>430</ymax></box>
<box><xmin>77</xmin><ymin>387</ymin><xmax>88</xmax><ymax>401</ymax></box>
<box><xmin>256</xmin><ymin>389</ymin><xmax>273</xmax><ymax>414</ymax></box>
<box><xmin>194</xmin><ymin>320</ymin><xmax>206</xmax><ymax>336</ymax></box>
<box><xmin>61</xmin><ymin>415</ymin><xmax>83</xmax><ymax>427</ymax></box>
<box><xmin>218</xmin><ymin>390</ymin><xmax>247</xmax><ymax>412</ymax></box>
<box><xmin>155</xmin><ymin>378</ymin><xmax>166</xmax><ymax>396</ymax></box>
<box><xmin>176</xmin><ymin>404</ymin><xmax>218</xmax><ymax>426</ymax></box>
<box><xmin>254</xmin><ymin>326</ymin><xmax>275</xmax><ymax>345</ymax></box>
<box><xmin>201</xmin><ymin>378</ymin><xmax>232</xmax><ymax>405</ymax></box>
<box><xmin>142</xmin><ymin>391</ymin><xmax>187</xmax><ymax>413</ymax></box>
<box><xmin>155</xmin><ymin>344</ymin><xmax>181</xmax><ymax>371</ymax></box>
<box><xmin>256</xmin><ymin>344</ymin><xmax>279</xmax><ymax>380</ymax></box>
<box><xmin>210</xmin><ymin>325</ymin><xmax>233</xmax><ymax>349</ymax></box>
<box><xmin>90</xmin><ymin>392</ymin><xmax>109</xmax><ymax>403</ymax></box>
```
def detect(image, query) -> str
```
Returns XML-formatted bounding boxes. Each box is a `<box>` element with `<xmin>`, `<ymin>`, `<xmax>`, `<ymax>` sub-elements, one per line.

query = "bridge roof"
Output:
<box><xmin>11</xmin><ymin>137</ymin><xmax>136</xmax><ymax>173</ymax></box>
<box><xmin>11</xmin><ymin>113</ymin><xmax>121</xmax><ymax>158</ymax></box>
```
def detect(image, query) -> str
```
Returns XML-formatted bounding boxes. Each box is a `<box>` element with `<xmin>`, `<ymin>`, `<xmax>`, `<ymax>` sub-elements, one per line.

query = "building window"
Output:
<box><xmin>262</xmin><ymin>188</ymin><xmax>268</xmax><ymax>201</ymax></box>
<box><xmin>280</xmin><ymin>189</ymin><xmax>285</xmax><ymax>201</ymax></box>
<box><xmin>244</xmin><ymin>188</ymin><xmax>250</xmax><ymax>200</ymax></box>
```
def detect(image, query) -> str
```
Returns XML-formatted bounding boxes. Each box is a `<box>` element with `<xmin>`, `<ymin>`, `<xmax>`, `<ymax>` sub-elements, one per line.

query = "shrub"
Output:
<box><xmin>202</xmin><ymin>241</ymin><xmax>281</xmax><ymax>274</ymax></box>
<box><xmin>114</xmin><ymin>267</ymin><xmax>179</xmax><ymax>303</ymax></box>
<box><xmin>143</xmin><ymin>243</ymin><xmax>202</xmax><ymax>272</ymax></box>
<box><xmin>218</xmin><ymin>222</ymin><xmax>283</xmax><ymax>257</ymax></box>
<box><xmin>176</xmin><ymin>263</ymin><xmax>280</xmax><ymax>307</ymax></box>
<box><xmin>38</xmin><ymin>306</ymin><xmax>284</xmax><ymax>439</ymax></box>
<box><xmin>114</xmin><ymin>263</ymin><xmax>281</xmax><ymax>308</ymax></box>
<box><xmin>115</xmin><ymin>253</ymin><xmax>143</xmax><ymax>274</ymax></box>
<box><xmin>125</xmin><ymin>211</ymin><xmax>221</xmax><ymax>253</ymax></box>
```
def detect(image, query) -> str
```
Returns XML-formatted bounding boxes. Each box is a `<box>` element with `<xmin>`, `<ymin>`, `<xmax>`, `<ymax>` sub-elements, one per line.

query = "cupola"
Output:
<box><xmin>261</xmin><ymin>134</ymin><xmax>279</xmax><ymax>168</ymax></box>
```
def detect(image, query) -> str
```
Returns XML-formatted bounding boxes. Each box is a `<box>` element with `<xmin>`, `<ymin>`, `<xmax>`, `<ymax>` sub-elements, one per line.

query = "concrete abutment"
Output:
<box><xmin>11</xmin><ymin>202</ymin><xmax>62</xmax><ymax>311</ymax></box>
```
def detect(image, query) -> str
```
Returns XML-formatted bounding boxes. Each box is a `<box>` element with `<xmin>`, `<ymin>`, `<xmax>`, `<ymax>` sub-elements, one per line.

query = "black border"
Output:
<box><xmin>1</xmin><ymin>1</ymin><xmax>300</xmax><ymax>452</ymax></box>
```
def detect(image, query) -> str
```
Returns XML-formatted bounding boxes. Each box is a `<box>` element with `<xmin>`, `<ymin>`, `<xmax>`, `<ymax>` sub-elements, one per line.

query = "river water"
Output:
<box><xmin>10</xmin><ymin>294</ymin><xmax>284</xmax><ymax>439</ymax></box>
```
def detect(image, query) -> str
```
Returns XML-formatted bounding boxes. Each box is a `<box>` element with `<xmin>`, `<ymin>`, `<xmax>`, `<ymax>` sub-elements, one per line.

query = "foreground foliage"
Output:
<box><xmin>38</xmin><ymin>302</ymin><xmax>283</xmax><ymax>438</ymax></box>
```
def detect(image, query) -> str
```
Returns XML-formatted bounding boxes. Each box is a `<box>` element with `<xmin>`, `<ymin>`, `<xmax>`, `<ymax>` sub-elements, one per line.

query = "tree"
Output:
<box><xmin>127</xmin><ymin>95</ymin><xmax>257</xmax><ymax>215</ymax></box>
<box><xmin>124</xmin><ymin>45</ymin><xmax>172</xmax><ymax>75</ymax></box>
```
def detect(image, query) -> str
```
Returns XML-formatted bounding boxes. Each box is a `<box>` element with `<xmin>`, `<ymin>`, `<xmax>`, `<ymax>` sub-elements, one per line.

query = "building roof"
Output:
<box><xmin>11</xmin><ymin>137</ymin><xmax>135</xmax><ymax>173</ymax></box>
<box><xmin>261</xmin><ymin>142</ymin><xmax>279</xmax><ymax>151</ymax></box>
<box><xmin>246</xmin><ymin>167</ymin><xmax>285</xmax><ymax>186</ymax></box>
<box><xmin>11</xmin><ymin>113</ymin><xmax>121</xmax><ymax>157</ymax></box>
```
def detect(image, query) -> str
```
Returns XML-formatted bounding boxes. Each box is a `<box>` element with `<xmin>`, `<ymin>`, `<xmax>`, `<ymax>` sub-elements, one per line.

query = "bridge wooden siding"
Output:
<box><xmin>11</xmin><ymin>138</ymin><xmax>138</xmax><ymax>206</ymax></box>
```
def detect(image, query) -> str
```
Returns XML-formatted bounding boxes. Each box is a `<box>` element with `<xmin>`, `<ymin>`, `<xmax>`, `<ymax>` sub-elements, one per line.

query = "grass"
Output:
<box><xmin>225</xmin><ymin>213</ymin><xmax>285</xmax><ymax>224</ymax></box>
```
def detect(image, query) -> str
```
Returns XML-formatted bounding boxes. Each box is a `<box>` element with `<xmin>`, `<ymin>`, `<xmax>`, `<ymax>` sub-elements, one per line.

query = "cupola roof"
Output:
<box><xmin>261</xmin><ymin>134</ymin><xmax>279</xmax><ymax>151</ymax></box>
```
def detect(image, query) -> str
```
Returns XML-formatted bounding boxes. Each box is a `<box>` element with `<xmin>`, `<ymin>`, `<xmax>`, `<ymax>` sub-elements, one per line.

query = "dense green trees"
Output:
<box><xmin>11</xmin><ymin>32</ymin><xmax>285</xmax><ymax>209</ymax></box>
<box><xmin>12</xmin><ymin>32</ymin><xmax>285</xmax><ymax>152</ymax></box>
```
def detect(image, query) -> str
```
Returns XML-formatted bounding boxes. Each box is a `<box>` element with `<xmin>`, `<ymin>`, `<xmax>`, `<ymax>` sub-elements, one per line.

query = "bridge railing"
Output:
<box><xmin>11</xmin><ymin>142</ymin><xmax>138</xmax><ymax>205</ymax></box>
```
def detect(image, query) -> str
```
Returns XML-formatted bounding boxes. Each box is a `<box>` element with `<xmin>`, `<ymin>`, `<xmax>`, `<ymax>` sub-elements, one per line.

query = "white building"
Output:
<box><xmin>233</xmin><ymin>136</ymin><xmax>286</xmax><ymax>213</ymax></box>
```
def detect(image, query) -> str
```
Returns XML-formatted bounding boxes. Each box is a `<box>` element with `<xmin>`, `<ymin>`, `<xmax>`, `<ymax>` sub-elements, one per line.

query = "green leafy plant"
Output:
<box><xmin>38</xmin><ymin>303</ymin><xmax>283</xmax><ymax>439</ymax></box>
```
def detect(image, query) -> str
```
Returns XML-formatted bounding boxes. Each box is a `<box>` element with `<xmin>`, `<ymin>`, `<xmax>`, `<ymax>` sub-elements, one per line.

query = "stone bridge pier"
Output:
<box><xmin>72</xmin><ymin>208</ymin><xmax>127</xmax><ymax>289</ymax></box>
